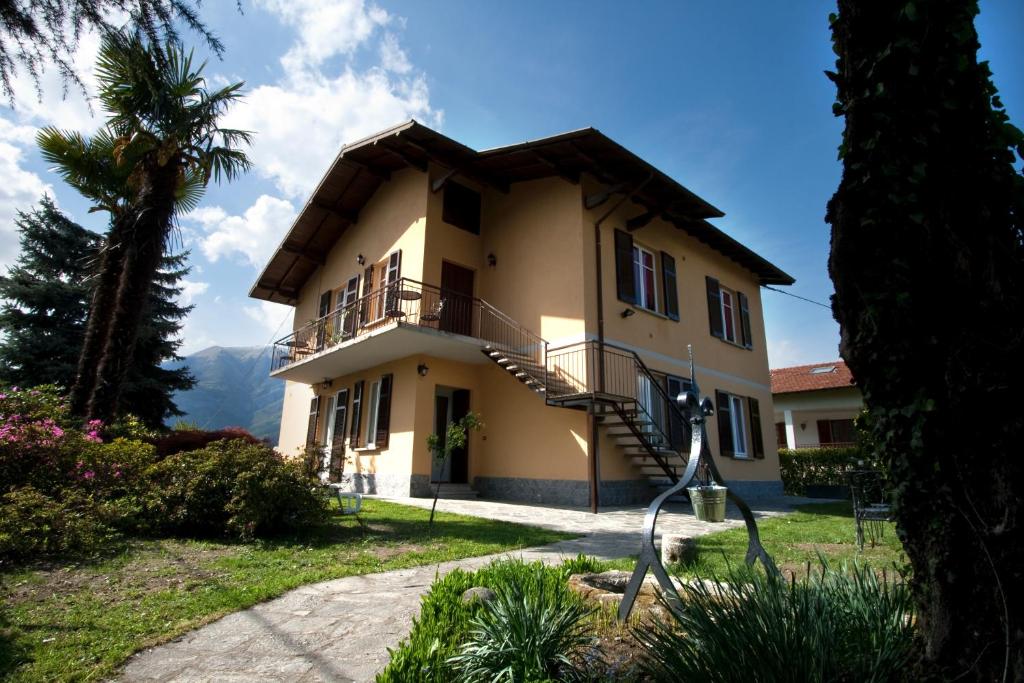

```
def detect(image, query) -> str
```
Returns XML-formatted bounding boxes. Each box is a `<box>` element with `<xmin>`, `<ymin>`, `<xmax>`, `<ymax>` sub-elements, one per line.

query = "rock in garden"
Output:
<box><xmin>661</xmin><ymin>534</ymin><xmax>697</xmax><ymax>565</ymax></box>
<box><xmin>461</xmin><ymin>587</ymin><xmax>496</xmax><ymax>605</ymax></box>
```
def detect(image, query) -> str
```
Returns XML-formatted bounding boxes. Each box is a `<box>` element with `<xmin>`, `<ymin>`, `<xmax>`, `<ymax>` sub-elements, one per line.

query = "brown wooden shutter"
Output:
<box><xmin>748</xmin><ymin>397</ymin><xmax>764</xmax><ymax>458</ymax></box>
<box><xmin>715</xmin><ymin>390</ymin><xmax>734</xmax><ymax>455</ymax></box>
<box><xmin>737</xmin><ymin>291</ymin><xmax>753</xmax><ymax>348</ymax></box>
<box><xmin>305</xmin><ymin>396</ymin><xmax>320</xmax><ymax>447</ymax></box>
<box><xmin>375</xmin><ymin>374</ymin><xmax>393</xmax><ymax>447</ymax></box>
<box><xmin>775</xmin><ymin>422</ymin><xmax>788</xmax><ymax>449</ymax></box>
<box><xmin>706</xmin><ymin>277</ymin><xmax>724</xmax><ymax>338</ymax></box>
<box><xmin>614</xmin><ymin>229</ymin><xmax>636</xmax><ymax>304</ymax></box>
<box><xmin>817</xmin><ymin>419</ymin><xmax>833</xmax><ymax>445</ymax></box>
<box><xmin>349</xmin><ymin>381</ymin><xmax>364</xmax><ymax>448</ymax></box>
<box><xmin>331</xmin><ymin>390</ymin><xmax>349</xmax><ymax>453</ymax></box>
<box><xmin>660</xmin><ymin>251</ymin><xmax>679</xmax><ymax>321</ymax></box>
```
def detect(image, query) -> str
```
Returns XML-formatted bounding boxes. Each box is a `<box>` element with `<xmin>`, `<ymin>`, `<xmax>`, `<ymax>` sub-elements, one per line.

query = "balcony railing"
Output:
<box><xmin>271</xmin><ymin>277</ymin><xmax>548</xmax><ymax>375</ymax></box>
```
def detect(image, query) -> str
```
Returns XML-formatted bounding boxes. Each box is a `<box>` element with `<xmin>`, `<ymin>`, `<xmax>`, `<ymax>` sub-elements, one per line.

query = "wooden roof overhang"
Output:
<box><xmin>250</xmin><ymin>120</ymin><xmax>792</xmax><ymax>305</ymax></box>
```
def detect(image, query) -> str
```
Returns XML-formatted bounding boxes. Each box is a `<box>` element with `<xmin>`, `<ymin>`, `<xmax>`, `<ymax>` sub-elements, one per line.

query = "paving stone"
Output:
<box><xmin>118</xmin><ymin>495</ymin><xmax>810</xmax><ymax>683</ymax></box>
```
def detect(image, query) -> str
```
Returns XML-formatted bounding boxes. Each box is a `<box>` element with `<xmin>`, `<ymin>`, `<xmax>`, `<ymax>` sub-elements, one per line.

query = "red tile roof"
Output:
<box><xmin>770</xmin><ymin>360</ymin><xmax>855</xmax><ymax>394</ymax></box>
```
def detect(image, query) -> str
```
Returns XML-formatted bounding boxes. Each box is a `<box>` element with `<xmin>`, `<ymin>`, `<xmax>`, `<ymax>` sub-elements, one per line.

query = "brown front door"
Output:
<box><xmin>440</xmin><ymin>261</ymin><xmax>474</xmax><ymax>336</ymax></box>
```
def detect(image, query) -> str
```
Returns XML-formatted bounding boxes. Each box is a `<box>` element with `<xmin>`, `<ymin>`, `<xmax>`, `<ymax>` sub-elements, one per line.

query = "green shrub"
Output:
<box><xmin>778</xmin><ymin>446</ymin><xmax>863</xmax><ymax>495</ymax></box>
<box><xmin>145</xmin><ymin>439</ymin><xmax>327</xmax><ymax>540</ymax></box>
<box><xmin>379</xmin><ymin>557</ymin><xmax>600</xmax><ymax>683</ymax></box>
<box><xmin>636</xmin><ymin>561</ymin><xmax>917</xmax><ymax>682</ymax></box>
<box><xmin>0</xmin><ymin>486</ymin><xmax>119</xmax><ymax>563</ymax></box>
<box><xmin>448</xmin><ymin>564</ymin><xmax>593</xmax><ymax>682</ymax></box>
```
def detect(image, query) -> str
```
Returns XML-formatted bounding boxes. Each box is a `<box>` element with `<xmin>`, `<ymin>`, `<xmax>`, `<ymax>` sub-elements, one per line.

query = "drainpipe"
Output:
<box><xmin>588</xmin><ymin>174</ymin><xmax>653</xmax><ymax>513</ymax></box>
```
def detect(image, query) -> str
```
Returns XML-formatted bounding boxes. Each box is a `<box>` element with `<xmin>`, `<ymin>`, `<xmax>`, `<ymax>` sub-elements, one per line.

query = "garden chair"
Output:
<box><xmin>847</xmin><ymin>469</ymin><xmax>893</xmax><ymax>550</ymax></box>
<box><xmin>420</xmin><ymin>297</ymin><xmax>445</xmax><ymax>324</ymax></box>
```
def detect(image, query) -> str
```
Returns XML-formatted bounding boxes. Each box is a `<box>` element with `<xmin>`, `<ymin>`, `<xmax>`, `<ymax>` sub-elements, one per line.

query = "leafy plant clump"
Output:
<box><xmin>449</xmin><ymin>571</ymin><xmax>593</xmax><ymax>682</ymax></box>
<box><xmin>379</xmin><ymin>556</ymin><xmax>603</xmax><ymax>683</ymax></box>
<box><xmin>636</xmin><ymin>560</ymin><xmax>917</xmax><ymax>683</ymax></box>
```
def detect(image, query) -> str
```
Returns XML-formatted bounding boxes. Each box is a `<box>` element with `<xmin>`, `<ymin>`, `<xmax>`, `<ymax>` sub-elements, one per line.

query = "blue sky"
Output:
<box><xmin>1</xmin><ymin>0</ymin><xmax>1021</xmax><ymax>367</ymax></box>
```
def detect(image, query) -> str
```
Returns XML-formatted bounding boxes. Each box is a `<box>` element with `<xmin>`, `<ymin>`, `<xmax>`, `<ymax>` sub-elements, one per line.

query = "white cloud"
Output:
<box><xmin>193</xmin><ymin>195</ymin><xmax>296</xmax><ymax>268</ymax></box>
<box><xmin>178</xmin><ymin>280</ymin><xmax>210</xmax><ymax>307</ymax></box>
<box><xmin>379</xmin><ymin>32</ymin><xmax>412</xmax><ymax>74</ymax></box>
<box><xmin>0</xmin><ymin>120</ymin><xmax>54</xmax><ymax>269</ymax></box>
<box><xmin>244</xmin><ymin>299</ymin><xmax>293</xmax><ymax>337</ymax></box>
<box><xmin>255</xmin><ymin>0</ymin><xmax>390</xmax><ymax>72</ymax></box>
<box><xmin>231</xmin><ymin>0</ymin><xmax>439</xmax><ymax>200</ymax></box>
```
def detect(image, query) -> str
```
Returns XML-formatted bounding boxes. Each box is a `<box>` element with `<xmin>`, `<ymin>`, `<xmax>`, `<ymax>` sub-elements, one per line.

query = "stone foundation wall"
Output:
<box><xmin>473</xmin><ymin>476</ymin><xmax>653</xmax><ymax>507</ymax></box>
<box><xmin>342</xmin><ymin>473</ymin><xmax>432</xmax><ymax>498</ymax></box>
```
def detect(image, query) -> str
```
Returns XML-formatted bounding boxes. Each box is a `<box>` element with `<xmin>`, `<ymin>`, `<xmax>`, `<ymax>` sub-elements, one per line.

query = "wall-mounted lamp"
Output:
<box><xmin>487</xmin><ymin>253</ymin><xmax>497</xmax><ymax>267</ymax></box>
<box><xmin>356</xmin><ymin>253</ymin><xmax>365</xmax><ymax>266</ymax></box>
<box><xmin>800</xmin><ymin>422</ymin><xmax>807</xmax><ymax>431</ymax></box>
<box><xmin>417</xmin><ymin>363</ymin><xmax>430</xmax><ymax>377</ymax></box>
<box><xmin>621</xmin><ymin>308</ymin><xmax>636</xmax><ymax>319</ymax></box>
<box><xmin>320</xmin><ymin>378</ymin><xmax>333</xmax><ymax>390</ymax></box>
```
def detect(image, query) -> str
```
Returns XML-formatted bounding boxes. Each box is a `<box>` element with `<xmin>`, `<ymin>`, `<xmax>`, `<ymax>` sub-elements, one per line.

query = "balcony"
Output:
<box><xmin>270</xmin><ymin>278</ymin><xmax>539</xmax><ymax>384</ymax></box>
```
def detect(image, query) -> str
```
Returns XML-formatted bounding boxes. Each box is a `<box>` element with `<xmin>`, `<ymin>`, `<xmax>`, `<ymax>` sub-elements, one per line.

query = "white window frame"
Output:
<box><xmin>730</xmin><ymin>394</ymin><xmax>748</xmax><ymax>458</ymax></box>
<box><xmin>720</xmin><ymin>287</ymin><xmax>737</xmax><ymax>343</ymax></box>
<box><xmin>365</xmin><ymin>379</ymin><xmax>381</xmax><ymax>448</ymax></box>
<box><xmin>632</xmin><ymin>245</ymin><xmax>658</xmax><ymax>311</ymax></box>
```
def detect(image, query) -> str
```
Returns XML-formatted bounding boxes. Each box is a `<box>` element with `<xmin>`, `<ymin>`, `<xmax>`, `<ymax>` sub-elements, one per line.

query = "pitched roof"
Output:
<box><xmin>249</xmin><ymin>120</ymin><xmax>795</xmax><ymax>304</ymax></box>
<box><xmin>770</xmin><ymin>360</ymin><xmax>855</xmax><ymax>394</ymax></box>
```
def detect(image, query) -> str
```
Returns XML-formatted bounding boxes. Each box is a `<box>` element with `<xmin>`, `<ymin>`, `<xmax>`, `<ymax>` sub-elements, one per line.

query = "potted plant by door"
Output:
<box><xmin>688</xmin><ymin>465</ymin><xmax>728</xmax><ymax>522</ymax></box>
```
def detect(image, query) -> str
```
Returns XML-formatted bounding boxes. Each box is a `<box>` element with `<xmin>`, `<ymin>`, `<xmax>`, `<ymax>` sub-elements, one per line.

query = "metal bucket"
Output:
<box><xmin>688</xmin><ymin>485</ymin><xmax>728</xmax><ymax>522</ymax></box>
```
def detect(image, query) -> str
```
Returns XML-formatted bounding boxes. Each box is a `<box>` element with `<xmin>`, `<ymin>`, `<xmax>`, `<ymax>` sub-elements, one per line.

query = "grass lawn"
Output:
<box><xmin>0</xmin><ymin>498</ymin><xmax>573</xmax><ymax>682</ymax></box>
<box><xmin>600</xmin><ymin>501</ymin><xmax>906</xmax><ymax>579</ymax></box>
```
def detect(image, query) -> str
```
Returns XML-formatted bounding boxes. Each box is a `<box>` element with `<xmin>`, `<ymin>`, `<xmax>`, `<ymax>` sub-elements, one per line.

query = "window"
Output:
<box><xmin>775</xmin><ymin>422</ymin><xmax>788</xmax><ymax>449</ymax></box>
<box><xmin>633</xmin><ymin>245</ymin><xmax>657</xmax><ymax>311</ymax></box>
<box><xmin>721</xmin><ymin>288</ymin><xmax>736</xmax><ymax>342</ymax></box>
<box><xmin>715</xmin><ymin>390</ymin><xmax>765</xmax><ymax>459</ymax></box>
<box><xmin>730</xmin><ymin>395</ymin><xmax>748</xmax><ymax>457</ymax></box>
<box><xmin>705</xmin><ymin>277</ymin><xmax>753</xmax><ymax>348</ymax></box>
<box><xmin>817</xmin><ymin>418</ymin><xmax>857</xmax><ymax>446</ymax></box>
<box><xmin>613</xmin><ymin>229</ymin><xmax>680</xmax><ymax>320</ymax></box>
<box><xmin>357</xmin><ymin>374</ymin><xmax>393</xmax><ymax>449</ymax></box>
<box><xmin>305</xmin><ymin>396</ymin><xmax>320</xmax><ymax>448</ymax></box>
<box><xmin>365</xmin><ymin>380</ymin><xmax>380</xmax><ymax>447</ymax></box>
<box><xmin>442</xmin><ymin>182</ymin><xmax>481</xmax><ymax>234</ymax></box>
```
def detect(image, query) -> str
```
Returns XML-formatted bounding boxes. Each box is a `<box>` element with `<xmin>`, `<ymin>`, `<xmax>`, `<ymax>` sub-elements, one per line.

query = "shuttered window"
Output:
<box><xmin>614</xmin><ymin>229</ymin><xmax>636</xmax><ymax>304</ymax></box>
<box><xmin>707</xmin><ymin>277</ymin><xmax>754</xmax><ymax>350</ymax></box>
<box><xmin>443</xmin><ymin>182</ymin><xmax>481</xmax><ymax>234</ymax></box>
<box><xmin>715</xmin><ymin>391</ymin><xmax>765</xmax><ymax>459</ymax></box>
<box><xmin>661</xmin><ymin>252</ymin><xmax>679</xmax><ymax>320</ymax></box>
<box><xmin>360</xmin><ymin>265</ymin><xmax>374</xmax><ymax>324</ymax></box>
<box><xmin>305</xmin><ymin>396</ymin><xmax>320</xmax><ymax>448</ymax></box>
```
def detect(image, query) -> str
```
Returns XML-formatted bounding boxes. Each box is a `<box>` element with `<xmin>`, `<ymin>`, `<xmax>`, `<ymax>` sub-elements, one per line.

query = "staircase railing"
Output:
<box><xmin>545</xmin><ymin>341</ymin><xmax>692</xmax><ymax>482</ymax></box>
<box><xmin>476</xmin><ymin>300</ymin><xmax>548</xmax><ymax>385</ymax></box>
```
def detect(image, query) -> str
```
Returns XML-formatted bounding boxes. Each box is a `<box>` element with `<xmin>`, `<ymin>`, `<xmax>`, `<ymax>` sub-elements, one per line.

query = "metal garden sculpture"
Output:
<box><xmin>617</xmin><ymin>346</ymin><xmax>779</xmax><ymax>621</ymax></box>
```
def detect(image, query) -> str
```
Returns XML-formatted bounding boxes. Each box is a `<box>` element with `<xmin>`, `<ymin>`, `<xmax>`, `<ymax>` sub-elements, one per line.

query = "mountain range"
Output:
<box><xmin>167</xmin><ymin>346</ymin><xmax>283</xmax><ymax>441</ymax></box>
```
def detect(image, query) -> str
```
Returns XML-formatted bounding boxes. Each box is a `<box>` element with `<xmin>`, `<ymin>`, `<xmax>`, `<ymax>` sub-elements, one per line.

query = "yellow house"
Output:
<box><xmin>250</xmin><ymin>120</ymin><xmax>794</xmax><ymax>507</ymax></box>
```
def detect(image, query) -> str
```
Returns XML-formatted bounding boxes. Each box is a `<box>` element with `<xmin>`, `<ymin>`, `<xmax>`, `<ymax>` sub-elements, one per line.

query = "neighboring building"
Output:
<box><xmin>770</xmin><ymin>361</ymin><xmax>862</xmax><ymax>450</ymax></box>
<box><xmin>250</xmin><ymin>120</ymin><xmax>794</xmax><ymax>507</ymax></box>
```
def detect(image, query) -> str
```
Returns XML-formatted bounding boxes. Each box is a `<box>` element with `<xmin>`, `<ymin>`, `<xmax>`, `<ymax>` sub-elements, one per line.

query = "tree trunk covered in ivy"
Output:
<box><xmin>827</xmin><ymin>2</ymin><xmax>1023</xmax><ymax>680</ymax></box>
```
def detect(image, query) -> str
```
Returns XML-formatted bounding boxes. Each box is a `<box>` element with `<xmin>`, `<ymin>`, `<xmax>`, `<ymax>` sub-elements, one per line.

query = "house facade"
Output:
<box><xmin>250</xmin><ymin>121</ymin><xmax>794</xmax><ymax>507</ymax></box>
<box><xmin>770</xmin><ymin>361</ymin><xmax>862</xmax><ymax>450</ymax></box>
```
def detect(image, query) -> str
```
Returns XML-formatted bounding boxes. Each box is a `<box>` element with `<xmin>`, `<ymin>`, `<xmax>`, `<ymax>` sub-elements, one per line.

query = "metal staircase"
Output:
<box><xmin>475</xmin><ymin>302</ymin><xmax>689</xmax><ymax>492</ymax></box>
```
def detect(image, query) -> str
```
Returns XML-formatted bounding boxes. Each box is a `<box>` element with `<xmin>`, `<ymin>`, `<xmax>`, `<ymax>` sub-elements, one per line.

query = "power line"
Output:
<box><xmin>763</xmin><ymin>285</ymin><xmax>832</xmax><ymax>310</ymax></box>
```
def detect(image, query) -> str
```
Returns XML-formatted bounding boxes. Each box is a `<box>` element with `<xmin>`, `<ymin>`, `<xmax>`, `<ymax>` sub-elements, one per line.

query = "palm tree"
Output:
<box><xmin>38</xmin><ymin>30</ymin><xmax>252</xmax><ymax>422</ymax></box>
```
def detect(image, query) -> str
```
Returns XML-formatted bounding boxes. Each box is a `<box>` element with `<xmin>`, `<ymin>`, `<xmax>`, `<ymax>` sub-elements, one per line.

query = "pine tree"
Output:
<box><xmin>0</xmin><ymin>197</ymin><xmax>97</xmax><ymax>386</ymax></box>
<box><xmin>0</xmin><ymin>197</ymin><xmax>196</xmax><ymax>428</ymax></box>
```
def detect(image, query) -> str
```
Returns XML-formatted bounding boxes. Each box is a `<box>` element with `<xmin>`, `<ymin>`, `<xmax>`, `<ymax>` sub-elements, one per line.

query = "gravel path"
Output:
<box><xmin>119</xmin><ymin>495</ymin><xmax>811</xmax><ymax>682</ymax></box>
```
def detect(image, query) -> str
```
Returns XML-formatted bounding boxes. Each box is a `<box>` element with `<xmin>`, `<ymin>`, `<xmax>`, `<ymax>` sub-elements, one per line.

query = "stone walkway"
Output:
<box><xmin>119</xmin><ymin>495</ymin><xmax>812</xmax><ymax>682</ymax></box>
